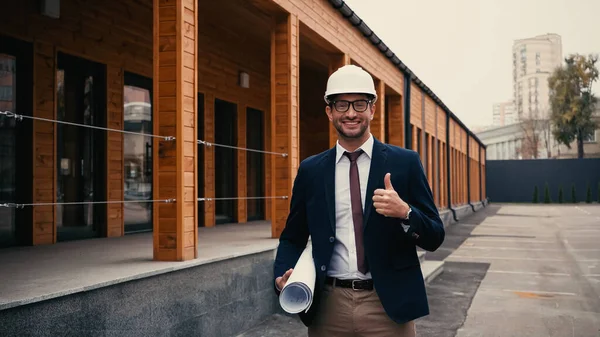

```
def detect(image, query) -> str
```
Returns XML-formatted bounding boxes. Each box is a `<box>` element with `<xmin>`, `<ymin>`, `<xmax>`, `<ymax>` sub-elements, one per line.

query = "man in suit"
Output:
<box><xmin>273</xmin><ymin>64</ymin><xmax>445</xmax><ymax>336</ymax></box>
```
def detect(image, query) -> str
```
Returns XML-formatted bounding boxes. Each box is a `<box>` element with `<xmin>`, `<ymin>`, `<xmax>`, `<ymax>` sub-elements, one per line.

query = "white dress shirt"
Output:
<box><xmin>327</xmin><ymin>133</ymin><xmax>374</xmax><ymax>280</ymax></box>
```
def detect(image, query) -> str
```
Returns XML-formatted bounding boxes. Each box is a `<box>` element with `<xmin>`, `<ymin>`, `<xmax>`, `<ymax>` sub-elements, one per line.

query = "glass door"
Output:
<box><xmin>123</xmin><ymin>73</ymin><xmax>153</xmax><ymax>233</ymax></box>
<box><xmin>0</xmin><ymin>35</ymin><xmax>33</xmax><ymax>248</ymax></box>
<box><xmin>56</xmin><ymin>53</ymin><xmax>106</xmax><ymax>241</ymax></box>
<box><xmin>214</xmin><ymin>98</ymin><xmax>237</xmax><ymax>224</ymax></box>
<box><xmin>246</xmin><ymin>107</ymin><xmax>264</xmax><ymax>221</ymax></box>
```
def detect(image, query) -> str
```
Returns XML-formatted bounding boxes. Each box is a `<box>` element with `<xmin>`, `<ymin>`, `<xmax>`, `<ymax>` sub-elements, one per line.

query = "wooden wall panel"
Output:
<box><xmin>424</xmin><ymin>96</ymin><xmax>436</xmax><ymax>135</ymax></box>
<box><xmin>272</xmin><ymin>0</ymin><xmax>403</xmax><ymax>94</ymax></box>
<box><xmin>270</xmin><ymin>14</ymin><xmax>300</xmax><ymax>238</ymax></box>
<box><xmin>371</xmin><ymin>80</ymin><xmax>386</xmax><ymax>142</ymax></box>
<box><xmin>0</xmin><ymin>0</ymin><xmax>153</xmax><ymax>78</ymax></box>
<box><xmin>410</xmin><ymin>83</ymin><xmax>422</xmax><ymax>127</ymax></box>
<box><xmin>106</xmin><ymin>65</ymin><xmax>124</xmax><ymax>237</ymax></box>
<box><xmin>196</xmin><ymin>1</ymin><xmax>272</xmax><ymax>226</ymax></box>
<box><xmin>203</xmin><ymin>93</ymin><xmax>215</xmax><ymax>226</ymax></box>
<box><xmin>386</xmin><ymin>94</ymin><xmax>403</xmax><ymax>148</ymax></box>
<box><xmin>437</xmin><ymin>106</ymin><xmax>446</xmax><ymax>140</ymax></box>
<box><xmin>32</xmin><ymin>42</ymin><xmax>55</xmax><ymax>245</ymax></box>
<box><xmin>237</xmin><ymin>105</ymin><xmax>247</xmax><ymax>224</ymax></box>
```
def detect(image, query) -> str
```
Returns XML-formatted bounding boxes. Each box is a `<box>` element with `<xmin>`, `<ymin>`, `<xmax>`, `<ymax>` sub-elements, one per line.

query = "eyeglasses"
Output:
<box><xmin>330</xmin><ymin>99</ymin><xmax>372</xmax><ymax>113</ymax></box>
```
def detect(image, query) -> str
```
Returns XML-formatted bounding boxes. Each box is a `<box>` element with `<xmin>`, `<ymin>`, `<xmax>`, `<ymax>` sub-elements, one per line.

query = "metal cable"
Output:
<box><xmin>0</xmin><ymin>199</ymin><xmax>176</xmax><ymax>209</ymax></box>
<box><xmin>198</xmin><ymin>196</ymin><xmax>288</xmax><ymax>201</ymax></box>
<box><xmin>197</xmin><ymin>140</ymin><xmax>288</xmax><ymax>157</ymax></box>
<box><xmin>0</xmin><ymin>111</ymin><xmax>175</xmax><ymax>141</ymax></box>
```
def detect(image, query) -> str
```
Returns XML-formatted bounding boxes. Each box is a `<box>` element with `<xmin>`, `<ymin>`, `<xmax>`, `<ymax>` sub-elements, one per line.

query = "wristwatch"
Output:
<box><xmin>404</xmin><ymin>206</ymin><xmax>412</xmax><ymax>221</ymax></box>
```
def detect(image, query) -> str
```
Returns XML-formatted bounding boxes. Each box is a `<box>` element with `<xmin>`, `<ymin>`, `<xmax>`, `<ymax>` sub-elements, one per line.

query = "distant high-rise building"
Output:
<box><xmin>492</xmin><ymin>101</ymin><xmax>516</xmax><ymax>126</ymax></box>
<box><xmin>512</xmin><ymin>33</ymin><xmax>563</xmax><ymax>120</ymax></box>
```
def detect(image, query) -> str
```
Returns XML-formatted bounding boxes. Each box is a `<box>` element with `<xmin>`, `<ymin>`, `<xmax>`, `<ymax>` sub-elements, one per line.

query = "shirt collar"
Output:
<box><xmin>335</xmin><ymin>133</ymin><xmax>374</xmax><ymax>163</ymax></box>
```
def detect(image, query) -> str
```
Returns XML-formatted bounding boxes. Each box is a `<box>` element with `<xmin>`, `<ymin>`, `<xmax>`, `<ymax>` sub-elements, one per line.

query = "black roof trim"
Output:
<box><xmin>327</xmin><ymin>0</ymin><xmax>486</xmax><ymax>148</ymax></box>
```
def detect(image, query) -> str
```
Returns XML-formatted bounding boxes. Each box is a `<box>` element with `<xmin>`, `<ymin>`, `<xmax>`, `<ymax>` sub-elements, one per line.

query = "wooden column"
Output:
<box><xmin>33</xmin><ymin>42</ymin><xmax>55</xmax><ymax>245</ymax></box>
<box><xmin>237</xmin><ymin>104</ymin><xmax>247</xmax><ymax>224</ymax></box>
<box><xmin>203</xmin><ymin>94</ymin><xmax>215</xmax><ymax>227</ymax></box>
<box><xmin>106</xmin><ymin>65</ymin><xmax>124</xmax><ymax>237</ymax></box>
<box><xmin>153</xmin><ymin>0</ymin><xmax>198</xmax><ymax>261</ymax></box>
<box><xmin>328</xmin><ymin>53</ymin><xmax>350</xmax><ymax>148</ymax></box>
<box><xmin>371</xmin><ymin>80</ymin><xmax>385</xmax><ymax>142</ymax></box>
<box><xmin>271</xmin><ymin>13</ymin><xmax>299</xmax><ymax>238</ymax></box>
<box><xmin>386</xmin><ymin>95</ymin><xmax>403</xmax><ymax>148</ymax></box>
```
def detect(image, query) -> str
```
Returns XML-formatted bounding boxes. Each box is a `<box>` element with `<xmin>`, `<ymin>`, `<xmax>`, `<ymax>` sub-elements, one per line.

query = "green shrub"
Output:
<box><xmin>544</xmin><ymin>183</ymin><xmax>551</xmax><ymax>203</ymax></box>
<box><xmin>571</xmin><ymin>184</ymin><xmax>577</xmax><ymax>203</ymax></box>
<box><xmin>558</xmin><ymin>185</ymin><xmax>564</xmax><ymax>203</ymax></box>
<box><xmin>586</xmin><ymin>182</ymin><xmax>592</xmax><ymax>203</ymax></box>
<box><xmin>532</xmin><ymin>185</ymin><xmax>539</xmax><ymax>203</ymax></box>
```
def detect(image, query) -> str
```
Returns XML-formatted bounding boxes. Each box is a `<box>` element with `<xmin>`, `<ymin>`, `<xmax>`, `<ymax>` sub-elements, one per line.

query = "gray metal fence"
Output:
<box><xmin>486</xmin><ymin>158</ymin><xmax>600</xmax><ymax>203</ymax></box>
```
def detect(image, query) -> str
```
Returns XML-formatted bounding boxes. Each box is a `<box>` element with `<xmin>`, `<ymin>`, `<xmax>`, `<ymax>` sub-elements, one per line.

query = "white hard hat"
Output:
<box><xmin>324</xmin><ymin>65</ymin><xmax>377</xmax><ymax>103</ymax></box>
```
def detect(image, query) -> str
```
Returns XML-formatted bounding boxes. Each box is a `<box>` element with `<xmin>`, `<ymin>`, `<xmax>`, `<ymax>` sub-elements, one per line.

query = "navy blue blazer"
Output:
<box><xmin>273</xmin><ymin>137</ymin><xmax>445</xmax><ymax>326</ymax></box>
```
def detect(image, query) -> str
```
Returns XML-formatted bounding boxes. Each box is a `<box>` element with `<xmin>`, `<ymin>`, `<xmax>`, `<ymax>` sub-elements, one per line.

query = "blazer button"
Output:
<box><xmin>321</xmin><ymin>265</ymin><xmax>326</xmax><ymax>271</ymax></box>
<box><xmin>329</xmin><ymin>236</ymin><xmax>335</xmax><ymax>243</ymax></box>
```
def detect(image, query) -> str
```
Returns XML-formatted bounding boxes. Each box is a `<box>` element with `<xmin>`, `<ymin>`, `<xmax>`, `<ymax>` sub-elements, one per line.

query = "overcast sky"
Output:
<box><xmin>343</xmin><ymin>0</ymin><xmax>600</xmax><ymax>130</ymax></box>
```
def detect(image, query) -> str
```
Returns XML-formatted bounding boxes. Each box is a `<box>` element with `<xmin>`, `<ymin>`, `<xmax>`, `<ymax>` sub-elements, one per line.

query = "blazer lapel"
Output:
<box><xmin>363</xmin><ymin>138</ymin><xmax>387</xmax><ymax>230</ymax></box>
<box><xmin>322</xmin><ymin>147</ymin><xmax>337</xmax><ymax>233</ymax></box>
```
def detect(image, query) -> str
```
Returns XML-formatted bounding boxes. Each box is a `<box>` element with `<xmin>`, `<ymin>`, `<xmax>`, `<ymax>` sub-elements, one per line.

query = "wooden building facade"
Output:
<box><xmin>0</xmin><ymin>0</ymin><xmax>486</xmax><ymax>260</ymax></box>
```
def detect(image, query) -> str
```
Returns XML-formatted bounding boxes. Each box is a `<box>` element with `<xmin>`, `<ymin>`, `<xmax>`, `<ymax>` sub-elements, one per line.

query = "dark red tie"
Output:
<box><xmin>344</xmin><ymin>150</ymin><xmax>368</xmax><ymax>274</ymax></box>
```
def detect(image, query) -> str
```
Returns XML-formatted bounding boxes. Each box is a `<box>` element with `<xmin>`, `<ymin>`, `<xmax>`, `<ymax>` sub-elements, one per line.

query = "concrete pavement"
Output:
<box><xmin>447</xmin><ymin>204</ymin><xmax>600</xmax><ymax>337</ymax></box>
<box><xmin>235</xmin><ymin>203</ymin><xmax>600</xmax><ymax>337</ymax></box>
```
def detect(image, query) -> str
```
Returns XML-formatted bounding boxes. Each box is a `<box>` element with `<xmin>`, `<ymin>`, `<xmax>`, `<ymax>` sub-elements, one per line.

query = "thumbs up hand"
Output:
<box><xmin>373</xmin><ymin>173</ymin><xmax>410</xmax><ymax>219</ymax></box>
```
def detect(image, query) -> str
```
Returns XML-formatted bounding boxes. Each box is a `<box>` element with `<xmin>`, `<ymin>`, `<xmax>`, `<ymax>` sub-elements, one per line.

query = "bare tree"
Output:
<box><xmin>517</xmin><ymin>114</ymin><xmax>542</xmax><ymax>159</ymax></box>
<box><xmin>516</xmin><ymin>105</ymin><xmax>557</xmax><ymax>159</ymax></box>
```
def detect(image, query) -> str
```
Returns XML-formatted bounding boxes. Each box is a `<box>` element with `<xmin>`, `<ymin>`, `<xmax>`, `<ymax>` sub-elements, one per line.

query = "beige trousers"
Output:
<box><xmin>308</xmin><ymin>283</ymin><xmax>416</xmax><ymax>337</ymax></box>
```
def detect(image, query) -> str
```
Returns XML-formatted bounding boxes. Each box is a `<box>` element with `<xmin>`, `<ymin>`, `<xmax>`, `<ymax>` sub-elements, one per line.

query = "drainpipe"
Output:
<box><xmin>446</xmin><ymin>112</ymin><xmax>457</xmax><ymax>222</ymax></box>
<box><xmin>403</xmin><ymin>72</ymin><xmax>412</xmax><ymax>149</ymax></box>
<box><xmin>467</xmin><ymin>133</ymin><xmax>475</xmax><ymax>212</ymax></box>
<box><xmin>479</xmin><ymin>145</ymin><xmax>485</xmax><ymax>207</ymax></box>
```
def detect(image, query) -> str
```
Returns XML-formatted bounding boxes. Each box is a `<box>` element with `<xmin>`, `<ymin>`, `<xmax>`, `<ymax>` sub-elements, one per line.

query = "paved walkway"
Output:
<box><xmin>238</xmin><ymin>204</ymin><xmax>600</xmax><ymax>337</ymax></box>
<box><xmin>0</xmin><ymin>221</ymin><xmax>278</xmax><ymax>310</ymax></box>
<box><xmin>447</xmin><ymin>204</ymin><xmax>600</xmax><ymax>337</ymax></box>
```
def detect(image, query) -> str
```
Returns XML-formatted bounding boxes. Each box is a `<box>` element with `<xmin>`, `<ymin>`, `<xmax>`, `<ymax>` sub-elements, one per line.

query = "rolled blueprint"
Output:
<box><xmin>279</xmin><ymin>242</ymin><xmax>316</xmax><ymax>314</ymax></box>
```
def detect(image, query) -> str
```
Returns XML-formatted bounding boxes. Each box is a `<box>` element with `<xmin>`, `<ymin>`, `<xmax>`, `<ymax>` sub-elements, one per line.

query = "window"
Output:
<box><xmin>584</xmin><ymin>130</ymin><xmax>597</xmax><ymax>142</ymax></box>
<box><xmin>123</xmin><ymin>73</ymin><xmax>153</xmax><ymax>233</ymax></box>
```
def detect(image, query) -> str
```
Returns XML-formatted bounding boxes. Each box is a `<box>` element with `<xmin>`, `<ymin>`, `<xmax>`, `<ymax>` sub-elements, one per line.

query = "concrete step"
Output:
<box><xmin>421</xmin><ymin>260</ymin><xmax>445</xmax><ymax>284</ymax></box>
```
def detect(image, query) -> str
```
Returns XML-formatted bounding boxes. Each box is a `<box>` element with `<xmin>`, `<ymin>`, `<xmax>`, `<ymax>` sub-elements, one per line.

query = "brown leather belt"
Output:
<box><xmin>325</xmin><ymin>277</ymin><xmax>373</xmax><ymax>290</ymax></box>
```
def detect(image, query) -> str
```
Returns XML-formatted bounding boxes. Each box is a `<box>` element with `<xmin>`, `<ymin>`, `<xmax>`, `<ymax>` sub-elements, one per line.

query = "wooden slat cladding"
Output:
<box><xmin>328</xmin><ymin>54</ymin><xmax>350</xmax><ymax>148</ymax></box>
<box><xmin>32</xmin><ymin>42</ymin><xmax>55</xmax><ymax>245</ymax></box>
<box><xmin>424</xmin><ymin>96</ymin><xmax>436</xmax><ymax>135</ymax></box>
<box><xmin>153</xmin><ymin>0</ymin><xmax>198</xmax><ymax>261</ymax></box>
<box><xmin>371</xmin><ymin>80</ymin><xmax>386</xmax><ymax>142</ymax></box>
<box><xmin>270</xmin><ymin>14</ymin><xmax>300</xmax><ymax>238</ymax></box>
<box><xmin>196</xmin><ymin>1</ymin><xmax>272</xmax><ymax>227</ymax></box>
<box><xmin>386</xmin><ymin>95</ymin><xmax>403</xmax><ymax>148</ymax></box>
<box><xmin>202</xmin><ymin>93</ymin><xmax>215</xmax><ymax>227</ymax></box>
<box><xmin>237</xmin><ymin>105</ymin><xmax>247</xmax><ymax>224</ymax></box>
<box><xmin>106</xmin><ymin>65</ymin><xmax>124</xmax><ymax>237</ymax></box>
<box><xmin>272</xmin><ymin>0</ymin><xmax>403</xmax><ymax>94</ymax></box>
<box><xmin>0</xmin><ymin>0</ymin><xmax>153</xmax><ymax>78</ymax></box>
<box><xmin>410</xmin><ymin>83</ymin><xmax>422</xmax><ymax>126</ymax></box>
